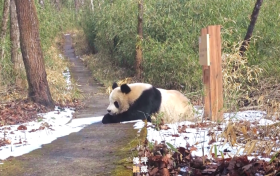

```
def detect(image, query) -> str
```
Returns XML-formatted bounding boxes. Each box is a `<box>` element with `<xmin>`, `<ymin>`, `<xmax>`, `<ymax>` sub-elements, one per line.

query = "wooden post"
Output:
<box><xmin>200</xmin><ymin>25</ymin><xmax>223</xmax><ymax>121</ymax></box>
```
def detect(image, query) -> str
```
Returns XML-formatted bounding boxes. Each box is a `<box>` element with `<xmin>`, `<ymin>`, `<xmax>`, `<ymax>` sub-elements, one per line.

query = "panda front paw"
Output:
<box><xmin>102</xmin><ymin>113</ymin><xmax>121</xmax><ymax>124</ymax></box>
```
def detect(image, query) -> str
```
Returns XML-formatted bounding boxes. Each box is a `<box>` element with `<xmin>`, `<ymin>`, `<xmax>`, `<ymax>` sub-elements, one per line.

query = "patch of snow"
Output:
<box><xmin>0</xmin><ymin>107</ymin><xmax>103</xmax><ymax>160</ymax></box>
<box><xmin>58</xmin><ymin>54</ymin><xmax>64</xmax><ymax>59</ymax></box>
<box><xmin>133</xmin><ymin>107</ymin><xmax>279</xmax><ymax>161</ymax></box>
<box><xmin>224</xmin><ymin>110</ymin><xmax>266</xmax><ymax>121</ymax></box>
<box><xmin>63</xmin><ymin>67</ymin><xmax>72</xmax><ymax>90</ymax></box>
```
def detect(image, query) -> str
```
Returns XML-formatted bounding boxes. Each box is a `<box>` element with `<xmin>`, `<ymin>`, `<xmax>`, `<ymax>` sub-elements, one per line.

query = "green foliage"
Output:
<box><xmin>36</xmin><ymin>1</ymin><xmax>76</xmax><ymax>66</ymax></box>
<box><xmin>0</xmin><ymin>0</ymin><xmax>76</xmax><ymax>86</ymax></box>
<box><xmin>151</xmin><ymin>112</ymin><xmax>164</xmax><ymax>131</ymax></box>
<box><xmin>214</xmin><ymin>144</ymin><xmax>217</xmax><ymax>158</ymax></box>
<box><xmin>269</xmin><ymin>152</ymin><xmax>279</xmax><ymax>164</ymax></box>
<box><xmin>166</xmin><ymin>142</ymin><xmax>179</xmax><ymax>153</ymax></box>
<box><xmin>81</xmin><ymin>0</ymin><xmax>280</xmax><ymax>93</ymax></box>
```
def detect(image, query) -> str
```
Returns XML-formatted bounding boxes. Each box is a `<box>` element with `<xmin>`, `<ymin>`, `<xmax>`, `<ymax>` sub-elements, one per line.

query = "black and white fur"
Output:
<box><xmin>102</xmin><ymin>82</ymin><xmax>194</xmax><ymax>124</ymax></box>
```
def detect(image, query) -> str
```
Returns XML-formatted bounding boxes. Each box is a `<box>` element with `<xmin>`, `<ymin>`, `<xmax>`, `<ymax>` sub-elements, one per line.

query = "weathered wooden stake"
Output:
<box><xmin>200</xmin><ymin>25</ymin><xmax>223</xmax><ymax>121</ymax></box>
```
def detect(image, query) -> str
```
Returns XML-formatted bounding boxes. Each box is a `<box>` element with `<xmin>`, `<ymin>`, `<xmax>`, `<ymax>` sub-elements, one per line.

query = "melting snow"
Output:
<box><xmin>133</xmin><ymin>108</ymin><xmax>279</xmax><ymax>162</ymax></box>
<box><xmin>0</xmin><ymin>106</ymin><xmax>103</xmax><ymax>161</ymax></box>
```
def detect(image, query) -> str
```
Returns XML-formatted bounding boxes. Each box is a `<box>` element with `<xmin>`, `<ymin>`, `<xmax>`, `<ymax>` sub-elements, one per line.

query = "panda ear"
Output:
<box><xmin>120</xmin><ymin>84</ymin><xmax>131</xmax><ymax>94</ymax></box>
<box><xmin>112</xmin><ymin>82</ymin><xmax>118</xmax><ymax>89</ymax></box>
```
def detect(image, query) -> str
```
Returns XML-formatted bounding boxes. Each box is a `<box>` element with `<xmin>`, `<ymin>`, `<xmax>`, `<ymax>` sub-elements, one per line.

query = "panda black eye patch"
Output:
<box><xmin>114</xmin><ymin>101</ymin><xmax>119</xmax><ymax>108</ymax></box>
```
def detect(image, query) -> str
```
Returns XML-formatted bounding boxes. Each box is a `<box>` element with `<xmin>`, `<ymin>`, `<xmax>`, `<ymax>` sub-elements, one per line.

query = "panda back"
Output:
<box><xmin>157</xmin><ymin>88</ymin><xmax>194</xmax><ymax>123</ymax></box>
<box><xmin>129</xmin><ymin>86</ymin><xmax>162</xmax><ymax>117</ymax></box>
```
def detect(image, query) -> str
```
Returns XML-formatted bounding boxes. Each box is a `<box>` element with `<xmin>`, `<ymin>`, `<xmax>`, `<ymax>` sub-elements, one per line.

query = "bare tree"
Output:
<box><xmin>10</xmin><ymin>0</ymin><xmax>24</xmax><ymax>87</ymax></box>
<box><xmin>135</xmin><ymin>0</ymin><xmax>143</xmax><ymax>80</ymax></box>
<box><xmin>15</xmin><ymin>0</ymin><xmax>55</xmax><ymax>108</ymax></box>
<box><xmin>0</xmin><ymin>0</ymin><xmax>11</xmax><ymax>60</ymax></box>
<box><xmin>239</xmin><ymin>0</ymin><xmax>263</xmax><ymax>56</ymax></box>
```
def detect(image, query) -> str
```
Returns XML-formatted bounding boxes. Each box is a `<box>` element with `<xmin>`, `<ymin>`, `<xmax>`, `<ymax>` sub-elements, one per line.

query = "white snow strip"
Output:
<box><xmin>121</xmin><ymin>120</ymin><xmax>143</xmax><ymax>125</ymax></box>
<box><xmin>0</xmin><ymin>106</ymin><xmax>103</xmax><ymax>160</ymax></box>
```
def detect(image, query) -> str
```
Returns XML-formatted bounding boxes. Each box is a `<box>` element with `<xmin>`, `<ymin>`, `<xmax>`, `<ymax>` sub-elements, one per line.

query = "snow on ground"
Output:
<box><xmin>0</xmin><ymin>61</ymin><xmax>103</xmax><ymax>163</ymax></box>
<box><xmin>133</xmin><ymin>107</ymin><xmax>279</xmax><ymax>162</ymax></box>
<box><xmin>0</xmin><ymin>106</ymin><xmax>103</xmax><ymax>161</ymax></box>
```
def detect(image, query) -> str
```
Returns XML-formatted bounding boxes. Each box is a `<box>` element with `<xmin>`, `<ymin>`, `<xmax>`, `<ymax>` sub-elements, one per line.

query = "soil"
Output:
<box><xmin>0</xmin><ymin>34</ymin><xmax>137</xmax><ymax>176</ymax></box>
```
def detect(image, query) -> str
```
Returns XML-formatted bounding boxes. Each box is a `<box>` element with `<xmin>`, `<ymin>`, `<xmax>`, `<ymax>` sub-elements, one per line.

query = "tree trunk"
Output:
<box><xmin>0</xmin><ymin>0</ymin><xmax>11</xmax><ymax>60</ymax></box>
<box><xmin>15</xmin><ymin>0</ymin><xmax>55</xmax><ymax>108</ymax></box>
<box><xmin>75</xmin><ymin>0</ymin><xmax>79</xmax><ymax>13</ymax></box>
<box><xmin>90</xmin><ymin>0</ymin><xmax>94</xmax><ymax>11</ymax></box>
<box><xmin>39</xmin><ymin>0</ymin><xmax>44</xmax><ymax>8</ymax></box>
<box><xmin>239</xmin><ymin>0</ymin><xmax>263</xmax><ymax>57</ymax></box>
<box><xmin>10</xmin><ymin>0</ymin><xmax>24</xmax><ymax>87</ymax></box>
<box><xmin>54</xmin><ymin>0</ymin><xmax>60</xmax><ymax>11</ymax></box>
<box><xmin>135</xmin><ymin>0</ymin><xmax>143</xmax><ymax>80</ymax></box>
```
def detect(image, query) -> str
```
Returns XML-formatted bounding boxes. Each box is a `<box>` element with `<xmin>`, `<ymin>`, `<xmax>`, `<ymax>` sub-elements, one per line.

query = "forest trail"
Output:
<box><xmin>0</xmin><ymin>34</ymin><xmax>137</xmax><ymax>176</ymax></box>
<box><xmin>64</xmin><ymin>34</ymin><xmax>109</xmax><ymax>118</ymax></box>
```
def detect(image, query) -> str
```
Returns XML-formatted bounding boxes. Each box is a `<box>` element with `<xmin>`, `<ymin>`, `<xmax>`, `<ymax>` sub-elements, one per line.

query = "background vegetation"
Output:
<box><xmin>0</xmin><ymin>0</ymin><xmax>78</xmax><ymax>103</ymax></box>
<box><xmin>0</xmin><ymin>0</ymin><xmax>279</xmax><ymax>110</ymax></box>
<box><xmin>81</xmin><ymin>0</ymin><xmax>279</xmax><ymax>91</ymax></box>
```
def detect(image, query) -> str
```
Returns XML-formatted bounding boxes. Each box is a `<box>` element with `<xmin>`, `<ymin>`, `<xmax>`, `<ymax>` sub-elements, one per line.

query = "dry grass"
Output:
<box><xmin>105</xmin><ymin>77</ymin><xmax>133</xmax><ymax>94</ymax></box>
<box><xmin>0</xmin><ymin>35</ymin><xmax>81</xmax><ymax>105</ymax></box>
<box><xmin>222</xmin><ymin>42</ymin><xmax>263</xmax><ymax>112</ymax></box>
<box><xmin>222</xmin><ymin>42</ymin><xmax>280</xmax><ymax>119</ymax></box>
<box><xmin>46</xmin><ymin>35</ymin><xmax>83</xmax><ymax>105</ymax></box>
<box><xmin>217</xmin><ymin>121</ymin><xmax>280</xmax><ymax>158</ymax></box>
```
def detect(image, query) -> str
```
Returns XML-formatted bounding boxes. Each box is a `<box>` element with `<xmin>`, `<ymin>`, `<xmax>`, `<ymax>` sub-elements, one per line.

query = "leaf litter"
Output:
<box><xmin>133</xmin><ymin>109</ymin><xmax>280</xmax><ymax>175</ymax></box>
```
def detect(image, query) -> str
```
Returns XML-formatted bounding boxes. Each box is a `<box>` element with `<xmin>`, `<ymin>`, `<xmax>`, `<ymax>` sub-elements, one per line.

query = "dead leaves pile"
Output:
<box><xmin>0</xmin><ymin>99</ymin><xmax>48</xmax><ymax>126</ymax></box>
<box><xmin>135</xmin><ymin>120</ymin><xmax>280</xmax><ymax>175</ymax></box>
<box><xmin>220</xmin><ymin>121</ymin><xmax>280</xmax><ymax>158</ymax></box>
<box><xmin>136</xmin><ymin>139</ymin><xmax>280</xmax><ymax>176</ymax></box>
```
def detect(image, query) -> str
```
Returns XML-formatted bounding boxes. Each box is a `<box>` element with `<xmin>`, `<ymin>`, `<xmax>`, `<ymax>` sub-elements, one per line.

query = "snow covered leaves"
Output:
<box><xmin>219</xmin><ymin>121</ymin><xmax>277</xmax><ymax>158</ymax></box>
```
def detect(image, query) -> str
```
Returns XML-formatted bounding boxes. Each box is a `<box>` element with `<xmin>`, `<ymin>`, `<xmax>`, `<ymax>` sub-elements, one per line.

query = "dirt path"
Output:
<box><xmin>0</xmin><ymin>34</ymin><xmax>137</xmax><ymax>176</ymax></box>
<box><xmin>64</xmin><ymin>34</ymin><xmax>109</xmax><ymax>118</ymax></box>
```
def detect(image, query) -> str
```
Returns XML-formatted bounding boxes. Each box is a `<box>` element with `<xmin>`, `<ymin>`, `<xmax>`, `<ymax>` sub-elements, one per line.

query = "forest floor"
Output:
<box><xmin>0</xmin><ymin>33</ymin><xmax>137</xmax><ymax>176</ymax></box>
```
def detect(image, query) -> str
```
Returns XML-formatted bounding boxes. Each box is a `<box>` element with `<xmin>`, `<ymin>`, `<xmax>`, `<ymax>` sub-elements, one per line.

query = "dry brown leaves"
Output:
<box><xmin>0</xmin><ymin>98</ymin><xmax>83</xmax><ymax>127</ymax></box>
<box><xmin>139</xmin><ymin>118</ymin><xmax>280</xmax><ymax>175</ymax></box>
<box><xmin>219</xmin><ymin>121</ymin><xmax>280</xmax><ymax>158</ymax></box>
<box><xmin>106</xmin><ymin>77</ymin><xmax>133</xmax><ymax>94</ymax></box>
<box><xmin>0</xmin><ymin>99</ymin><xmax>49</xmax><ymax>126</ymax></box>
<box><xmin>137</xmin><ymin>139</ymin><xmax>280</xmax><ymax>176</ymax></box>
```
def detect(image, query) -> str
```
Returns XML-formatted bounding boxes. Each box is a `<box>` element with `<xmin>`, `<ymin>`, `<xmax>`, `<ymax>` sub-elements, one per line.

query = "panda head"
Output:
<box><xmin>106</xmin><ymin>82</ymin><xmax>152</xmax><ymax>115</ymax></box>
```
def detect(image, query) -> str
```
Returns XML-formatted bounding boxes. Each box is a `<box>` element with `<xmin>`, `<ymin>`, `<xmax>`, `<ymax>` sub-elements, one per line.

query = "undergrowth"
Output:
<box><xmin>80</xmin><ymin>0</ymin><xmax>280</xmax><ymax>109</ymax></box>
<box><xmin>0</xmin><ymin>1</ymin><xmax>79</xmax><ymax>104</ymax></box>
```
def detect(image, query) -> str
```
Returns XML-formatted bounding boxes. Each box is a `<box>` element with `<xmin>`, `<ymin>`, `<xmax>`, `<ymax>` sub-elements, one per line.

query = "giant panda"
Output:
<box><xmin>102</xmin><ymin>82</ymin><xmax>195</xmax><ymax>124</ymax></box>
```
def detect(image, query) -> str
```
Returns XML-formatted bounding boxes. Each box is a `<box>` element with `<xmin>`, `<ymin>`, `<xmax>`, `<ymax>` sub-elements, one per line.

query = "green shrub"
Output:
<box><xmin>81</xmin><ymin>0</ymin><xmax>280</xmax><ymax>93</ymax></box>
<box><xmin>0</xmin><ymin>1</ymin><xmax>76</xmax><ymax>86</ymax></box>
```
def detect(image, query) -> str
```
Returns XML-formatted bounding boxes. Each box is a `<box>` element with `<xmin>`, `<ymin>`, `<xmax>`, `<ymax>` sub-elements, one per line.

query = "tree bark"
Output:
<box><xmin>10</xmin><ymin>0</ymin><xmax>24</xmax><ymax>87</ymax></box>
<box><xmin>239</xmin><ymin>0</ymin><xmax>263</xmax><ymax>57</ymax></box>
<box><xmin>135</xmin><ymin>0</ymin><xmax>143</xmax><ymax>80</ymax></box>
<box><xmin>15</xmin><ymin>0</ymin><xmax>55</xmax><ymax>108</ymax></box>
<box><xmin>0</xmin><ymin>0</ymin><xmax>11</xmax><ymax>60</ymax></box>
